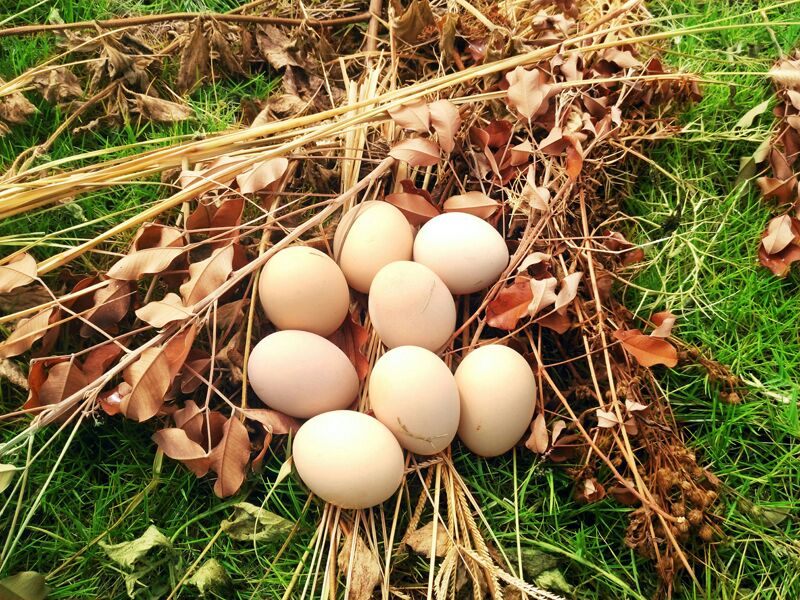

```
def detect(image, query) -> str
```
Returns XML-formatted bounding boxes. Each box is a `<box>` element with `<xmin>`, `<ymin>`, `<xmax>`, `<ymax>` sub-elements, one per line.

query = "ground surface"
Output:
<box><xmin>1</xmin><ymin>1</ymin><xmax>800</xmax><ymax>599</ymax></box>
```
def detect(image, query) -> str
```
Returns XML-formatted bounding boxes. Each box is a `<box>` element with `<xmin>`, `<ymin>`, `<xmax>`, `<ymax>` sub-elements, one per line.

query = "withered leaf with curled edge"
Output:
<box><xmin>152</xmin><ymin>428</ymin><xmax>210</xmax><ymax>477</ymax></box>
<box><xmin>391</xmin><ymin>0</ymin><xmax>436</xmax><ymax>45</ymax></box>
<box><xmin>107</xmin><ymin>247</ymin><xmax>185</xmax><ymax>281</ymax></box>
<box><xmin>485</xmin><ymin>276</ymin><xmax>532</xmax><ymax>331</ymax></box>
<box><xmin>327</xmin><ymin>311</ymin><xmax>370</xmax><ymax>381</ymax></box>
<box><xmin>130</xmin><ymin>92</ymin><xmax>194</xmax><ymax>123</ymax></box>
<box><xmin>0</xmin><ymin>307</ymin><xmax>56</xmax><ymax>359</ymax></box>
<box><xmin>338</xmin><ymin>531</ymin><xmax>382</xmax><ymax>600</ymax></box>
<box><xmin>136</xmin><ymin>293</ymin><xmax>193</xmax><ymax>329</ymax></box>
<box><xmin>177</xmin><ymin>21</ymin><xmax>211</xmax><ymax>93</ymax></box>
<box><xmin>220</xmin><ymin>502</ymin><xmax>293</xmax><ymax>542</ymax></box>
<box><xmin>762</xmin><ymin>214</ymin><xmax>797</xmax><ymax>254</ymax></box>
<box><xmin>0</xmin><ymin>253</ymin><xmax>37</xmax><ymax>293</ymax></box>
<box><xmin>82</xmin><ymin>342</ymin><xmax>123</xmax><ymax>380</ymax></box>
<box><xmin>650</xmin><ymin>311</ymin><xmax>677</xmax><ymax>338</ymax></box>
<box><xmin>405</xmin><ymin>521</ymin><xmax>449</xmax><ymax>558</ymax></box>
<box><xmin>612</xmin><ymin>328</ymin><xmax>678</xmax><ymax>368</ymax></box>
<box><xmin>389</xmin><ymin>138</ymin><xmax>440</xmax><ymax>167</ymax></box>
<box><xmin>36</xmin><ymin>360</ymin><xmax>88</xmax><ymax>408</ymax></box>
<box><xmin>429</xmin><ymin>99</ymin><xmax>460</xmax><ymax>153</ymax></box>
<box><xmin>210</xmin><ymin>416</ymin><xmax>250</xmax><ymax>498</ymax></box>
<box><xmin>179</xmin><ymin>245</ymin><xmax>234</xmax><ymax>307</ymax></box>
<box><xmin>385</xmin><ymin>192</ymin><xmax>439</xmax><ymax>225</ymax></box>
<box><xmin>388</xmin><ymin>98</ymin><xmax>431</xmax><ymax>132</ymax></box>
<box><xmin>32</xmin><ymin>67</ymin><xmax>83</xmax><ymax>104</ymax></box>
<box><xmin>443</xmin><ymin>191</ymin><xmax>499</xmax><ymax>219</ymax></box>
<box><xmin>525</xmin><ymin>413</ymin><xmax>549</xmax><ymax>454</ymax></box>
<box><xmin>236</xmin><ymin>157</ymin><xmax>289</xmax><ymax>194</ymax></box>
<box><xmin>0</xmin><ymin>79</ymin><xmax>37</xmax><ymax>129</ymax></box>
<box><xmin>242</xmin><ymin>409</ymin><xmax>301</xmax><ymax>435</ymax></box>
<box><xmin>121</xmin><ymin>324</ymin><xmax>196</xmax><ymax>422</ymax></box>
<box><xmin>79</xmin><ymin>279</ymin><xmax>131</xmax><ymax>337</ymax></box>
<box><xmin>186</xmin><ymin>197</ymin><xmax>245</xmax><ymax>234</ymax></box>
<box><xmin>506</xmin><ymin>67</ymin><xmax>552</xmax><ymax>120</ymax></box>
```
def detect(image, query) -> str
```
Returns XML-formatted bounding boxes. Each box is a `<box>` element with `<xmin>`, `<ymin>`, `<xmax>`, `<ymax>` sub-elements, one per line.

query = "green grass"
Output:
<box><xmin>3</xmin><ymin>0</ymin><xmax>800</xmax><ymax>598</ymax></box>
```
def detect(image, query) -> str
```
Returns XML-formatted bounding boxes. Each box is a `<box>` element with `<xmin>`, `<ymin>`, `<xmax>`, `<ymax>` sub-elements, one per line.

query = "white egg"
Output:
<box><xmin>293</xmin><ymin>410</ymin><xmax>405</xmax><ymax>508</ymax></box>
<box><xmin>368</xmin><ymin>261</ymin><xmax>456</xmax><ymax>352</ymax></box>
<box><xmin>454</xmin><ymin>344</ymin><xmax>536</xmax><ymax>457</ymax></box>
<box><xmin>369</xmin><ymin>346</ymin><xmax>460</xmax><ymax>455</ymax></box>
<box><xmin>247</xmin><ymin>330</ymin><xmax>358</xmax><ymax>418</ymax></box>
<box><xmin>259</xmin><ymin>246</ymin><xmax>350</xmax><ymax>337</ymax></box>
<box><xmin>333</xmin><ymin>201</ymin><xmax>414</xmax><ymax>293</ymax></box>
<box><xmin>413</xmin><ymin>212</ymin><xmax>509</xmax><ymax>294</ymax></box>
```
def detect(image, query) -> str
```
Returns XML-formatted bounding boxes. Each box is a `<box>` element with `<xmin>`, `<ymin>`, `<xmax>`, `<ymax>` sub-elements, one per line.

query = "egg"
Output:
<box><xmin>258</xmin><ymin>246</ymin><xmax>350</xmax><ymax>337</ymax></box>
<box><xmin>369</xmin><ymin>346</ymin><xmax>460</xmax><ymax>455</ymax></box>
<box><xmin>333</xmin><ymin>201</ymin><xmax>414</xmax><ymax>293</ymax></box>
<box><xmin>454</xmin><ymin>345</ymin><xmax>536</xmax><ymax>457</ymax></box>
<box><xmin>368</xmin><ymin>262</ymin><xmax>456</xmax><ymax>352</ymax></box>
<box><xmin>413</xmin><ymin>212</ymin><xmax>509</xmax><ymax>295</ymax></box>
<box><xmin>293</xmin><ymin>410</ymin><xmax>405</xmax><ymax>508</ymax></box>
<box><xmin>247</xmin><ymin>330</ymin><xmax>359</xmax><ymax>418</ymax></box>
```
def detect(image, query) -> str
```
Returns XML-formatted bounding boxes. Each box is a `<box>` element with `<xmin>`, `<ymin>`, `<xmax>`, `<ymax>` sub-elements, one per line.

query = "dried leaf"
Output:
<box><xmin>131</xmin><ymin>93</ymin><xmax>194</xmax><ymax>123</ymax></box>
<box><xmin>242</xmin><ymin>409</ymin><xmax>301</xmax><ymax>435</ymax></box>
<box><xmin>152</xmin><ymin>428</ymin><xmax>210</xmax><ymax>476</ymax></box>
<box><xmin>179</xmin><ymin>245</ymin><xmax>234</xmax><ymax>306</ymax></box>
<box><xmin>327</xmin><ymin>311</ymin><xmax>370</xmax><ymax>381</ymax></box>
<box><xmin>0</xmin><ymin>571</ymin><xmax>48</xmax><ymax>600</ymax></box>
<box><xmin>429</xmin><ymin>99</ymin><xmax>460</xmax><ymax>153</ymax></box>
<box><xmin>0</xmin><ymin>464</ymin><xmax>19</xmax><ymax>493</ymax></box>
<box><xmin>613</xmin><ymin>329</ymin><xmax>678</xmax><ymax>368</ymax></box>
<box><xmin>38</xmin><ymin>361</ymin><xmax>88</xmax><ymax>407</ymax></box>
<box><xmin>734</xmin><ymin>98</ymin><xmax>771</xmax><ymax>129</ymax></box>
<box><xmin>762</xmin><ymin>214</ymin><xmax>797</xmax><ymax>254</ymax></box>
<box><xmin>210</xmin><ymin>416</ymin><xmax>250</xmax><ymax>497</ymax></box>
<box><xmin>79</xmin><ymin>279</ymin><xmax>131</xmax><ymax>337</ymax></box>
<box><xmin>625</xmin><ymin>399</ymin><xmax>648</xmax><ymax>413</ymax></box>
<box><xmin>236</xmin><ymin>157</ymin><xmax>289</xmax><ymax>194</ymax></box>
<box><xmin>528</xmin><ymin>277</ymin><xmax>558</xmax><ymax>317</ymax></box>
<box><xmin>133</xmin><ymin>223</ymin><xmax>185</xmax><ymax>250</ymax></box>
<box><xmin>486</xmin><ymin>277</ymin><xmax>533</xmax><ymax>330</ymax></box>
<box><xmin>0</xmin><ymin>84</ymin><xmax>37</xmax><ymax>128</ymax></box>
<box><xmin>576</xmin><ymin>478</ymin><xmax>605</xmax><ymax>503</ymax></box>
<box><xmin>32</xmin><ymin>67</ymin><xmax>82</xmax><ymax>103</ymax></box>
<box><xmin>554</xmin><ymin>271</ymin><xmax>582</xmax><ymax>311</ymax></box>
<box><xmin>389</xmin><ymin>138</ymin><xmax>440</xmax><ymax>167</ymax></box>
<box><xmin>0</xmin><ymin>307</ymin><xmax>56</xmax><ymax>359</ymax></box>
<box><xmin>338</xmin><ymin>531</ymin><xmax>382</xmax><ymax>600</ymax></box>
<box><xmin>387</xmin><ymin>98</ymin><xmax>430</xmax><ymax>132</ymax></box>
<box><xmin>220</xmin><ymin>502</ymin><xmax>293</xmax><ymax>542</ymax></box>
<box><xmin>100</xmin><ymin>525</ymin><xmax>171</xmax><ymax>570</ymax></box>
<box><xmin>526</xmin><ymin>413</ymin><xmax>549</xmax><ymax>454</ymax></box>
<box><xmin>255</xmin><ymin>25</ymin><xmax>301</xmax><ymax>70</ymax></box>
<box><xmin>136</xmin><ymin>293</ymin><xmax>193</xmax><ymax>328</ymax></box>
<box><xmin>759</xmin><ymin>239</ymin><xmax>800</xmax><ymax>276</ymax></box>
<box><xmin>517</xmin><ymin>252</ymin><xmax>552</xmax><ymax>275</ymax></box>
<box><xmin>180</xmin><ymin>352</ymin><xmax>212</xmax><ymax>394</ymax></box>
<box><xmin>757</xmin><ymin>176</ymin><xmax>796</xmax><ymax>204</ymax></box>
<box><xmin>177</xmin><ymin>21</ymin><xmax>210</xmax><ymax>93</ymax></box>
<box><xmin>650</xmin><ymin>311</ymin><xmax>676</xmax><ymax>338</ymax></box>
<box><xmin>0</xmin><ymin>254</ymin><xmax>37</xmax><ymax>293</ymax></box>
<box><xmin>405</xmin><ymin>521</ymin><xmax>449</xmax><ymax>557</ymax></box>
<box><xmin>83</xmin><ymin>343</ymin><xmax>123</xmax><ymax>380</ymax></box>
<box><xmin>443</xmin><ymin>191</ymin><xmax>500</xmax><ymax>219</ymax></box>
<box><xmin>187</xmin><ymin>559</ymin><xmax>231</xmax><ymax>596</ymax></box>
<box><xmin>506</xmin><ymin>67</ymin><xmax>552</xmax><ymax>120</ymax></box>
<box><xmin>385</xmin><ymin>192</ymin><xmax>439</xmax><ymax>225</ymax></box>
<box><xmin>186</xmin><ymin>197</ymin><xmax>245</xmax><ymax>234</ymax></box>
<box><xmin>107</xmin><ymin>247</ymin><xmax>184</xmax><ymax>281</ymax></box>
<box><xmin>595</xmin><ymin>408</ymin><xmax>619</xmax><ymax>428</ymax></box>
<box><xmin>535</xmin><ymin>310</ymin><xmax>572</xmax><ymax>334</ymax></box>
<box><xmin>391</xmin><ymin>0</ymin><xmax>436</xmax><ymax>45</ymax></box>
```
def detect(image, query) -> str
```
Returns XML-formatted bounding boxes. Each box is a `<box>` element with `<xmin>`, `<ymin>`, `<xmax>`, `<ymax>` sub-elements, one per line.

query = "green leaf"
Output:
<box><xmin>100</xmin><ymin>525</ymin><xmax>171</xmax><ymax>570</ymax></box>
<box><xmin>187</xmin><ymin>559</ymin><xmax>231</xmax><ymax>597</ymax></box>
<box><xmin>0</xmin><ymin>463</ymin><xmax>19</xmax><ymax>493</ymax></box>
<box><xmin>220</xmin><ymin>502</ymin><xmax>293</xmax><ymax>542</ymax></box>
<box><xmin>0</xmin><ymin>571</ymin><xmax>49</xmax><ymax>600</ymax></box>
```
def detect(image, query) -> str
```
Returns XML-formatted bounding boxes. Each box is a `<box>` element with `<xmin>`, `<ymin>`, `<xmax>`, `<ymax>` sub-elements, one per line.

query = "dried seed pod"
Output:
<box><xmin>699</xmin><ymin>524</ymin><xmax>714</xmax><ymax>542</ymax></box>
<box><xmin>672</xmin><ymin>501</ymin><xmax>686</xmax><ymax>517</ymax></box>
<box><xmin>688</xmin><ymin>509</ymin><xmax>704</xmax><ymax>526</ymax></box>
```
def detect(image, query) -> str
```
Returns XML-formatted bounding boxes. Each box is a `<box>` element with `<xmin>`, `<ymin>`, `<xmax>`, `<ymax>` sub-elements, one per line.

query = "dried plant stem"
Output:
<box><xmin>0</xmin><ymin>11</ymin><xmax>372</xmax><ymax>38</ymax></box>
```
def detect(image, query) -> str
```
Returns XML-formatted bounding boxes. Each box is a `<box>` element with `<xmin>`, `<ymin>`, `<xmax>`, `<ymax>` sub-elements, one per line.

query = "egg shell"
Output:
<box><xmin>369</xmin><ymin>346</ymin><xmax>460</xmax><ymax>455</ymax></box>
<box><xmin>368</xmin><ymin>262</ymin><xmax>456</xmax><ymax>352</ymax></box>
<box><xmin>454</xmin><ymin>345</ymin><xmax>536</xmax><ymax>457</ymax></box>
<box><xmin>413</xmin><ymin>212</ymin><xmax>509</xmax><ymax>295</ymax></box>
<box><xmin>293</xmin><ymin>410</ymin><xmax>405</xmax><ymax>509</ymax></box>
<box><xmin>247</xmin><ymin>330</ymin><xmax>359</xmax><ymax>419</ymax></box>
<box><xmin>333</xmin><ymin>201</ymin><xmax>414</xmax><ymax>293</ymax></box>
<box><xmin>258</xmin><ymin>246</ymin><xmax>350</xmax><ymax>337</ymax></box>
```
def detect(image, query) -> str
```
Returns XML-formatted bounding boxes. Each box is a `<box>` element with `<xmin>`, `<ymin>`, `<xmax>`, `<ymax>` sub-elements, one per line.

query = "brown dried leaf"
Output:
<box><xmin>255</xmin><ymin>25</ymin><xmax>301</xmax><ymax>70</ymax></box>
<box><xmin>327</xmin><ymin>311</ymin><xmax>370</xmax><ymax>381</ymax></box>
<box><xmin>576</xmin><ymin>478</ymin><xmax>606</xmax><ymax>503</ymax></box>
<box><xmin>131</xmin><ymin>93</ymin><xmax>194</xmax><ymax>123</ymax></box>
<box><xmin>759</xmin><ymin>240</ymin><xmax>800</xmax><ymax>276</ymax></box>
<box><xmin>613</xmin><ymin>329</ymin><xmax>678</xmax><ymax>368</ymax></box>
<box><xmin>388</xmin><ymin>98</ymin><xmax>430</xmax><ymax>132</ymax></box>
<box><xmin>385</xmin><ymin>192</ymin><xmax>439</xmax><ymax>225</ymax></box>
<box><xmin>186</xmin><ymin>197</ymin><xmax>245</xmax><ymax>234</ymax></box>
<box><xmin>486</xmin><ymin>277</ymin><xmax>532</xmax><ymax>330</ymax></box>
<box><xmin>650</xmin><ymin>311</ymin><xmax>676</xmax><ymax>338</ymax></box>
<box><xmin>210</xmin><ymin>416</ymin><xmax>251</xmax><ymax>497</ymax></box>
<box><xmin>177</xmin><ymin>21</ymin><xmax>210</xmax><ymax>93</ymax></box>
<box><xmin>535</xmin><ymin>310</ymin><xmax>572</xmax><ymax>334</ymax></box>
<box><xmin>429</xmin><ymin>99</ymin><xmax>460</xmax><ymax>153</ymax></box>
<box><xmin>443</xmin><ymin>191</ymin><xmax>500</xmax><ymax>219</ymax></box>
<box><xmin>525</xmin><ymin>413</ymin><xmax>549</xmax><ymax>454</ymax></box>
<box><xmin>405</xmin><ymin>521</ymin><xmax>449</xmax><ymax>558</ymax></box>
<box><xmin>107</xmin><ymin>247</ymin><xmax>185</xmax><ymax>281</ymax></box>
<box><xmin>236</xmin><ymin>157</ymin><xmax>289</xmax><ymax>194</ymax></box>
<box><xmin>180</xmin><ymin>156</ymin><xmax>241</xmax><ymax>190</ymax></box>
<box><xmin>134</xmin><ymin>223</ymin><xmax>186</xmax><ymax>251</ymax></box>
<box><xmin>179</xmin><ymin>245</ymin><xmax>234</xmax><ymax>306</ymax></box>
<box><xmin>180</xmin><ymin>352</ymin><xmax>211</xmax><ymax>394</ymax></box>
<box><xmin>136</xmin><ymin>293</ymin><xmax>193</xmax><ymax>328</ymax></box>
<box><xmin>757</xmin><ymin>176</ymin><xmax>796</xmax><ymax>204</ymax></box>
<box><xmin>595</xmin><ymin>408</ymin><xmax>619</xmax><ymax>428</ymax></box>
<box><xmin>762</xmin><ymin>214</ymin><xmax>797</xmax><ymax>254</ymax></box>
<box><xmin>506</xmin><ymin>67</ymin><xmax>552</xmax><ymax>120</ymax></box>
<box><xmin>338</xmin><ymin>531</ymin><xmax>382</xmax><ymax>600</ymax></box>
<box><xmin>32</xmin><ymin>67</ymin><xmax>83</xmax><ymax>103</ymax></box>
<box><xmin>242</xmin><ymin>409</ymin><xmax>301</xmax><ymax>435</ymax></box>
<box><xmin>554</xmin><ymin>271</ymin><xmax>582</xmax><ymax>311</ymax></box>
<box><xmin>38</xmin><ymin>360</ymin><xmax>88</xmax><ymax>407</ymax></box>
<box><xmin>175</xmin><ymin>399</ymin><xmax>205</xmax><ymax>444</ymax></box>
<box><xmin>391</xmin><ymin>0</ymin><xmax>436</xmax><ymax>45</ymax></box>
<box><xmin>389</xmin><ymin>138</ymin><xmax>440</xmax><ymax>167</ymax></box>
<box><xmin>0</xmin><ymin>307</ymin><xmax>56</xmax><ymax>359</ymax></box>
<box><xmin>0</xmin><ymin>254</ymin><xmax>37</xmax><ymax>293</ymax></box>
<box><xmin>83</xmin><ymin>343</ymin><xmax>123</xmax><ymax>380</ymax></box>
<box><xmin>528</xmin><ymin>277</ymin><xmax>558</xmax><ymax>317</ymax></box>
<box><xmin>153</xmin><ymin>428</ymin><xmax>210</xmax><ymax>477</ymax></box>
<box><xmin>80</xmin><ymin>280</ymin><xmax>131</xmax><ymax>337</ymax></box>
<box><xmin>0</xmin><ymin>83</ymin><xmax>37</xmax><ymax>127</ymax></box>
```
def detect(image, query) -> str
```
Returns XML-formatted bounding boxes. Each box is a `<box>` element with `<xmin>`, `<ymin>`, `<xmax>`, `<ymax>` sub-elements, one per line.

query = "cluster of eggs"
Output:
<box><xmin>248</xmin><ymin>202</ymin><xmax>537</xmax><ymax>509</ymax></box>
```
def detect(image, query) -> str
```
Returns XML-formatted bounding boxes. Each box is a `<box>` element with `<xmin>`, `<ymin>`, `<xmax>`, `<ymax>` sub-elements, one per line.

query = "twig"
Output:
<box><xmin>0</xmin><ymin>11</ymin><xmax>371</xmax><ymax>38</ymax></box>
<box><xmin>365</xmin><ymin>0</ymin><xmax>384</xmax><ymax>56</ymax></box>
